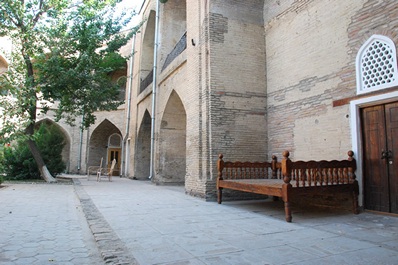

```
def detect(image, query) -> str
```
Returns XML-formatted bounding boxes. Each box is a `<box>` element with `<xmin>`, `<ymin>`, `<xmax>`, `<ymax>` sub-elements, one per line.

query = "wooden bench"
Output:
<box><xmin>217</xmin><ymin>150</ymin><xmax>359</xmax><ymax>222</ymax></box>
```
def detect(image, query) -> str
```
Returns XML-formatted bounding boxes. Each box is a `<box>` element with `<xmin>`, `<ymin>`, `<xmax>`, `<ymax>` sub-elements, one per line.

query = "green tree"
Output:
<box><xmin>0</xmin><ymin>0</ymin><xmax>139</xmax><ymax>182</ymax></box>
<box><xmin>1</xmin><ymin>123</ymin><xmax>66</xmax><ymax>180</ymax></box>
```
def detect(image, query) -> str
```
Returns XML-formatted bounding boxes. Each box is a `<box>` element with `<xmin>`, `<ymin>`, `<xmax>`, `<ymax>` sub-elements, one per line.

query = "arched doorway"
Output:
<box><xmin>157</xmin><ymin>91</ymin><xmax>186</xmax><ymax>184</ymax></box>
<box><xmin>88</xmin><ymin>119</ymin><xmax>122</xmax><ymax>176</ymax></box>
<box><xmin>107</xmin><ymin>133</ymin><xmax>122</xmax><ymax>176</ymax></box>
<box><xmin>134</xmin><ymin>110</ymin><xmax>152</xmax><ymax>179</ymax></box>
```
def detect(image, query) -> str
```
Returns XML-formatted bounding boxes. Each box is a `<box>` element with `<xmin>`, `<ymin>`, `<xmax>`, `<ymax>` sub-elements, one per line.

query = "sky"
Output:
<box><xmin>119</xmin><ymin>0</ymin><xmax>144</xmax><ymax>11</ymax></box>
<box><xmin>117</xmin><ymin>0</ymin><xmax>145</xmax><ymax>28</ymax></box>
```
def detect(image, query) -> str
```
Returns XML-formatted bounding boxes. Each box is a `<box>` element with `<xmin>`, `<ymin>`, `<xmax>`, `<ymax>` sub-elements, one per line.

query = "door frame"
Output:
<box><xmin>107</xmin><ymin>147</ymin><xmax>121</xmax><ymax>175</ymax></box>
<box><xmin>350</xmin><ymin>90</ymin><xmax>398</xmax><ymax>208</ymax></box>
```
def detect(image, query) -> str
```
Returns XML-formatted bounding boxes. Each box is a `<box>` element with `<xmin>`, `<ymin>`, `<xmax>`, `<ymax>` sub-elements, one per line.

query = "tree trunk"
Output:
<box><xmin>24</xmin><ymin>95</ymin><xmax>57</xmax><ymax>183</ymax></box>
<box><xmin>27</xmin><ymin>139</ymin><xmax>57</xmax><ymax>183</ymax></box>
<box><xmin>23</xmin><ymin>45</ymin><xmax>56</xmax><ymax>183</ymax></box>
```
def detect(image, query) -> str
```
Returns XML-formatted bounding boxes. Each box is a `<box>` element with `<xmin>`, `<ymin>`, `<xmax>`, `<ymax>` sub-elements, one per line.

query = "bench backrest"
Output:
<box><xmin>217</xmin><ymin>154</ymin><xmax>282</xmax><ymax>180</ymax></box>
<box><xmin>217</xmin><ymin>150</ymin><xmax>357</xmax><ymax>187</ymax></box>
<box><xmin>282</xmin><ymin>151</ymin><xmax>357</xmax><ymax>187</ymax></box>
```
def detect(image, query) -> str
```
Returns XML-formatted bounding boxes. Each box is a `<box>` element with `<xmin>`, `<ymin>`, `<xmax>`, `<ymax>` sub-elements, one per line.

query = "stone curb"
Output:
<box><xmin>73</xmin><ymin>179</ymin><xmax>139</xmax><ymax>265</ymax></box>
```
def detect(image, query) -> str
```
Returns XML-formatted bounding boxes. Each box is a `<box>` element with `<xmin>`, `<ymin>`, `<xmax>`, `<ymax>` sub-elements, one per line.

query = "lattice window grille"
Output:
<box><xmin>356</xmin><ymin>35</ymin><xmax>398</xmax><ymax>95</ymax></box>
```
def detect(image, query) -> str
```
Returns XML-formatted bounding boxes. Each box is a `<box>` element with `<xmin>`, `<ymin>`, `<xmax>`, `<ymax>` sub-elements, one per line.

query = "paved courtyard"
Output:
<box><xmin>0</xmin><ymin>182</ymin><xmax>103</xmax><ymax>265</ymax></box>
<box><xmin>1</xmin><ymin>176</ymin><xmax>398</xmax><ymax>264</ymax></box>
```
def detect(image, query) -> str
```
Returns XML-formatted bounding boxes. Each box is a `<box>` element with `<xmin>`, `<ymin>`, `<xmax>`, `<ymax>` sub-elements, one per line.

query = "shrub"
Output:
<box><xmin>0</xmin><ymin>145</ymin><xmax>4</xmax><ymax>175</ymax></box>
<box><xmin>35</xmin><ymin>124</ymin><xmax>66</xmax><ymax>176</ymax></box>
<box><xmin>1</xmin><ymin>123</ymin><xmax>66</xmax><ymax>180</ymax></box>
<box><xmin>2</xmin><ymin>142</ymin><xmax>39</xmax><ymax>180</ymax></box>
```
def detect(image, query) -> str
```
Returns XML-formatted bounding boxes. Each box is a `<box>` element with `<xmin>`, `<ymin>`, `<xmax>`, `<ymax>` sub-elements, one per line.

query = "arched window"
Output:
<box><xmin>356</xmin><ymin>35</ymin><xmax>398</xmax><ymax>95</ymax></box>
<box><xmin>117</xmin><ymin>76</ymin><xmax>127</xmax><ymax>101</ymax></box>
<box><xmin>108</xmin><ymin>133</ymin><xmax>122</xmax><ymax>148</ymax></box>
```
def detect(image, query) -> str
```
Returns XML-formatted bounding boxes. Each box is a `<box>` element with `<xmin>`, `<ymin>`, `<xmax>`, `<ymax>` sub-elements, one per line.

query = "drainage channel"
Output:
<box><xmin>73</xmin><ymin>179</ymin><xmax>139</xmax><ymax>265</ymax></box>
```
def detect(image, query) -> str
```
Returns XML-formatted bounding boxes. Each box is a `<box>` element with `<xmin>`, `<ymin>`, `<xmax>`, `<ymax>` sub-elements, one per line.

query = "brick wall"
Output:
<box><xmin>209</xmin><ymin>0</ymin><xmax>268</xmax><ymax>159</ymax></box>
<box><xmin>60</xmin><ymin>0</ymin><xmax>398</xmax><ymax>199</ymax></box>
<box><xmin>40</xmin><ymin>0</ymin><xmax>398</xmax><ymax>201</ymax></box>
<box><xmin>264</xmin><ymin>0</ymin><xmax>398</xmax><ymax>160</ymax></box>
<box><xmin>264</xmin><ymin>0</ymin><xmax>368</xmax><ymax>160</ymax></box>
<box><xmin>203</xmin><ymin>0</ymin><xmax>268</xmax><ymax>199</ymax></box>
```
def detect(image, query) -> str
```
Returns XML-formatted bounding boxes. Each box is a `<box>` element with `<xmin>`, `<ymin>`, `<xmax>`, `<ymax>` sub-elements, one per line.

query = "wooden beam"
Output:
<box><xmin>333</xmin><ymin>87</ymin><xmax>398</xmax><ymax>107</ymax></box>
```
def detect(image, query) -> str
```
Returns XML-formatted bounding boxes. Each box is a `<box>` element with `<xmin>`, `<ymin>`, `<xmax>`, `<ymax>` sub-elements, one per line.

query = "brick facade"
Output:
<box><xmin>38</xmin><ymin>0</ymin><xmax>398</xmax><ymax>203</ymax></box>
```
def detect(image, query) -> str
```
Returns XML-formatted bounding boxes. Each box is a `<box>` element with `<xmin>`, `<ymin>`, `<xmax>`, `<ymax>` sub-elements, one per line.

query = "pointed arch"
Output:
<box><xmin>134</xmin><ymin>110</ymin><xmax>152</xmax><ymax>179</ymax></box>
<box><xmin>139</xmin><ymin>10</ymin><xmax>156</xmax><ymax>93</ymax></box>
<box><xmin>160</xmin><ymin>0</ymin><xmax>187</xmax><ymax>71</ymax></box>
<box><xmin>88</xmin><ymin>119</ymin><xmax>122</xmax><ymax>175</ymax></box>
<box><xmin>157</xmin><ymin>90</ymin><xmax>186</xmax><ymax>184</ymax></box>
<box><xmin>110</xmin><ymin>62</ymin><xmax>128</xmax><ymax>101</ymax></box>
<box><xmin>35</xmin><ymin>118</ymin><xmax>71</xmax><ymax>173</ymax></box>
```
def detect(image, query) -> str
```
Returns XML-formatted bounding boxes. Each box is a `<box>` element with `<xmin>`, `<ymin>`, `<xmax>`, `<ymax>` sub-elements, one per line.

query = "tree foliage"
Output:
<box><xmin>1</xmin><ymin>123</ymin><xmax>66</xmax><ymax>180</ymax></box>
<box><xmin>0</xmin><ymin>0</ymin><xmax>140</xmax><ymax>180</ymax></box>
<box><xmin>0</xmin><ymin>0</ymin><xmax>139</xmax><ymax>141</ymax></box>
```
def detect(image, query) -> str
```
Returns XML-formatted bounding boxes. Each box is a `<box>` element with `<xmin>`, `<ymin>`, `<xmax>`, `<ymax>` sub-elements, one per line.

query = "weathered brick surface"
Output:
<box><xmin>206</xmin><ymin>0</ymin><xmax>268</xmax><ymax>198</ymax></box>
<box><xmin>36</xmin><ymin>0</ymin><xmax>398</xmax><ymax>201</ymax></box>
<box><xmin>265</xmin><ymin>0</ymin><xmax>398</xmax><ymax>161</ymax></box>
<box><xmin>114</xmin><ymin>0</ymin><xmax>398</xmax><ymax>198</ymax></box>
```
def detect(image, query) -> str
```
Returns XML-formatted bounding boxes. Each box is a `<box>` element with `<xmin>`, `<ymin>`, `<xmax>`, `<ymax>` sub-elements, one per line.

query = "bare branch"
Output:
<box><xmin>32</xmin><ymin>0</ymin><xmax>48</xmax><ymax>26</ymax></box>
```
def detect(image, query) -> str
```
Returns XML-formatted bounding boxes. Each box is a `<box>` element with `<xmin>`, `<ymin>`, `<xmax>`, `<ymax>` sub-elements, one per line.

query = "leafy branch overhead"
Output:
<box><xmin>0</xmin><ymin>0</ymin><xmax>141</xmax><ymax>135</ymax></box>
<box><xmin>0</xmin><ymin>0</ymin><xmax>141</xmax><ymax>181</ymax></box>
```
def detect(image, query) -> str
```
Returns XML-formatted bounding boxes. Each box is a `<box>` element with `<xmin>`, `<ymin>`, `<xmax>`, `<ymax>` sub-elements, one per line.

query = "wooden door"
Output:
<box><xmin>361</xmin><ymin>102</ymin><xmax>398</xmax><ymax>213</ymax></box>
<box><xmin>385</xmin><ymin>103</ymin><xmax>398</xmax><ymax>213</ymax></box>
<box><xmin>107</xmin><ymin>148</ymin><xmax>121</xmax><ymax>176</ymax></box>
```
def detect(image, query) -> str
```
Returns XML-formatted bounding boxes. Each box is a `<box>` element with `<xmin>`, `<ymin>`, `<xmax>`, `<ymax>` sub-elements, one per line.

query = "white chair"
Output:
<box><xmin>97</xmin><ymin>159</ymin><xmax>116</xmax><ymax>182</ymax></box>
<box><xmin>87</xmin><ymin>157</ymin><xmax>103</xmax><ymax>181</ymax></box>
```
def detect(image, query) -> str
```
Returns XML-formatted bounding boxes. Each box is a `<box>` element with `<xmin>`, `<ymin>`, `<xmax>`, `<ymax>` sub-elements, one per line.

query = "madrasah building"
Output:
<box><xmin>7</xmin><ymin>0</ymin><xmax>398</xmax><ymax>214</ymax></box>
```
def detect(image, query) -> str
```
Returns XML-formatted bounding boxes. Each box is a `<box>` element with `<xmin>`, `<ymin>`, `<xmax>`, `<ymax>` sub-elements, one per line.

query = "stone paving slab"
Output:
<box><xmin>2</xmin><ymin>177</ymin><xmax>398</xmax><ymax>265</ymax></box>
<box><xmin>78</xmin><ymin>177</ymin><xmax>398</xmax><ymax>265</ymax></box>
<box><xmin>0</xmin><ymin>183</ymin><xmax>103</xmax><ymax>265</ymax></box>
<box><xmin>73</xmin><ymin>179</ymin><xmax>138</xmax><ymax>265</ymax></box>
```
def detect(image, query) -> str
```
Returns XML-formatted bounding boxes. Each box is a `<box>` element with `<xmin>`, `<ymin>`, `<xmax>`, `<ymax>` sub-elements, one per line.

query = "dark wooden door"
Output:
<box><xmin>361</xmin><ymin>102</ymin><xmax>398</xmax><ymax>214</ymax></box>
<box><xmin>385</xmin><ymin>103</ymin><xmax>398</xmax><ymax>213</ymax></box>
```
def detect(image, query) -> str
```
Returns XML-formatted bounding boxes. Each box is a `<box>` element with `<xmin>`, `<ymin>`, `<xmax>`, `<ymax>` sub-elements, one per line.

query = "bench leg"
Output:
<box><xmin>217</xmin><ymin>188</ymin><xmax>223</xmax><ymax>204</ymax></box>
<box><xmin>282</xmin><ymin>183</ymin><xmax>292</xmax><ymax>222</ymax></box>
<box><xmin>284</xmin><ymin>200</ymin><xmax>292</xmax><ymax>222</ymax></box>
<box><xmin>352</xmin><ymin>181</ymin><xmax>360</xmax><ymax>214</ymax></box>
